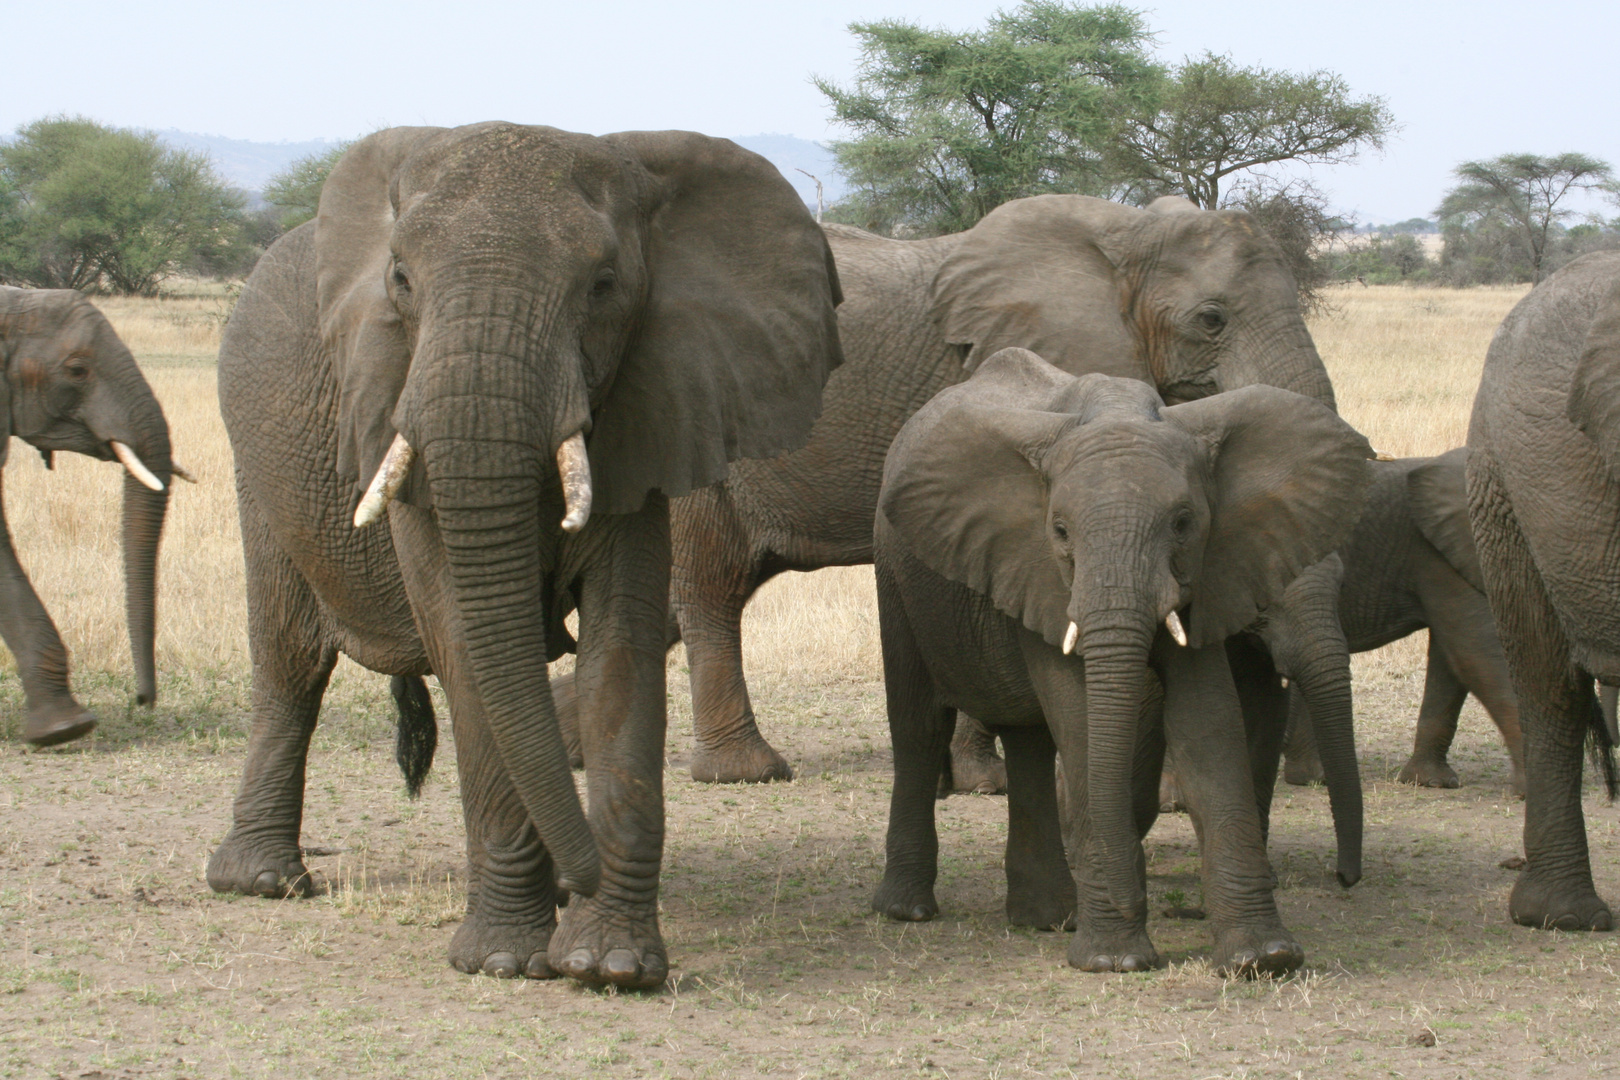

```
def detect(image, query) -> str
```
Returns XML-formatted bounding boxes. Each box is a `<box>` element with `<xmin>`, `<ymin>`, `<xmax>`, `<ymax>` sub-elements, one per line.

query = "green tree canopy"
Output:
<box><xmin>1107</xmin><ymin>52</ymin><xmax>1395</xmax><ymax>210</ymax></box>
<box><xmin>1435</xmin><ymin>153</ymin><xmax>1617</xmax><ymax>283</ymax></box>
<box><xmin>263</xmin><ymin>143</ymin><xmax>351</xmax><ymax>231</ymax></box>
<box><xmin>814</xmin><ymin>1</ymin><xmax>1161</xmax><ymax>236</ymax></box>
<box><xmin>0</xmin><ymin>116</ymin><xmax>246</xmax><ymax>295</ymax></box>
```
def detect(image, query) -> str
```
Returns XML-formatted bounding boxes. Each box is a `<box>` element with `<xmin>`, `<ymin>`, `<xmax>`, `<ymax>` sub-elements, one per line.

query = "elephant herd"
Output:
<box><xmin>4</xmin><ymin>123</ymin><xmax>1618</xmax><ymax>989</ymax></box>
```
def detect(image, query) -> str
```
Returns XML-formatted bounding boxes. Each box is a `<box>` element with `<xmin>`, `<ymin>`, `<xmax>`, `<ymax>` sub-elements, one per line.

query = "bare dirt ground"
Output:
<box><xmin>7</xmin><ymin>282</ymin><xmax>1620</xmax><ymax>1080</ymax></box>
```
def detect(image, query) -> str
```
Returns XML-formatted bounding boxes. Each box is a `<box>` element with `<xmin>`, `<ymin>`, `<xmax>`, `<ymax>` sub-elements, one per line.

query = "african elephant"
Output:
<box><xmin>565</xmin><ymin>193</ymin><xmax>1341</xmax><ymax>785</ymax></box>
<box><xmin>872</xmin><ymin>349</ymin><xmax>1372</xmax><ymax>974</ymax></box>
<box><xmin>1468</xmin><ymin>249</ymin><xmax>1620</xmax><ymax>932</ymax></box>
<box><xmin>1280</xmin><ymin>448</ymin><xmax>1523</xmax><ymax>793</ymax></box>
<box><xmin>0</xmin><ymin>287</ymin><xmax>175</xmax><ymax>745</ymax></box>
<box><xmin>209</xmin><ymin>124</ymin><xmax>842</xmax><ymax>988</ymax></box>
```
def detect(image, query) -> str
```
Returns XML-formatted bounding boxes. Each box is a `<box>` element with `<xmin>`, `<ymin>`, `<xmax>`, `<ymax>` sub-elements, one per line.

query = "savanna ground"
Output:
<box><xmin>6</xmin><ymin>281</ymin><xmax>1620</xmax><ymax>1079</ymax></box>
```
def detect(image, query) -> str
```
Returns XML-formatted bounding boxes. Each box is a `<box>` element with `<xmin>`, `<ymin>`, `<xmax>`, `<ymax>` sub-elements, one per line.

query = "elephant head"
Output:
<box><xmin>317</xmin><ymin>124</ymin><xmax>843</xmax><ymax>896</ymax></box>
<box><xmin>928</xmin><ymin>194</ymin><xmax>1335</xmax><ymax>408</ymax></box>
<box><xmin>0</xmin><ymin>286</ymin><xmax>175</xmax><ymax>705</ymax></box>
<box><xmin>880</xmin><ymin>347</ymin><xmax>1371</xmax><ymax>918</ymax></box>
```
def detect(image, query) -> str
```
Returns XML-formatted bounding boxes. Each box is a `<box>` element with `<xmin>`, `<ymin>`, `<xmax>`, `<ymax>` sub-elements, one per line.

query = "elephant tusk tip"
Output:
<box><xmin>111</xmin><ymin>441</ymin><xmax>164</xmax><ymax>491</ymax></box>
<box><xmin>171</xmin><ymin>464</ymin><xmax>198</xmax><ymax>484</ymax></box>
<box><xmin>1062</xmin><ymin>621</ymin><xmax>1079</xmax><ymax>655</ymax></box>
<box><xmin>560</xmin><ymin>511</ymin><xmax>589</xmax><ymax>534</ymax></box>
<box><xmin>1372</xmin><ymin>448</ymin><xmax>1396</xmax><ymax>461</ymax></box>
<box><xmin>1166</xmin><ymin>610</ymin><xmax>1188</xmax><ymax>647</ymax></box>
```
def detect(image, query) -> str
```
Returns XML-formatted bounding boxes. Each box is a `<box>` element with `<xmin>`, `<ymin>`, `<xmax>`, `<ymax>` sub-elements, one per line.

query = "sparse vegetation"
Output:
<box><xmin>262</xmin><ymin>143</ymin><xmax>352</xmax><ymax>232</ymax></box>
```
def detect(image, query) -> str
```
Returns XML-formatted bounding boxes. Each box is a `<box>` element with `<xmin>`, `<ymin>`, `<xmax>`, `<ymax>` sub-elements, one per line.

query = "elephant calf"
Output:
<box><xmin>872</xmin><ymin>348</ymin><xmax>1372</xmax><ymax>975</ymax></box>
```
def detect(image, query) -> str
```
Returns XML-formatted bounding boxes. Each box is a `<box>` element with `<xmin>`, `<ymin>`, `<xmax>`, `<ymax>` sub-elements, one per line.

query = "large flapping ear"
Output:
<box><xmin>313</xmin><ymin>127</ymin><xmax>446</xmax><ymax>491</ymax></box>
<box><xmin>928</xmin><ymin>195</ymin><xmax>1149</xmax><ymax>379</ymax></box>
<box><xmin>1164</xmin><ymin>386</ymin><xmax>1374</xmax><ymax>646</ymax></box>
<box><xmin>586</xmin><ymin>131</ymin><xmax>844</xmax><ymax>515</ymax></box>
<box><xmin>0</xmin><ymin>286</ymin><xmax>31</xmax><ymax>466</ymax></box>
<box><xmin>1566</xmin><ymin>277</ymin><xmax>1620</xmax><ymax>479</ymax></box>
<box><xmin>879</xmin><ymin>348</ymin><xmax>1120</xmax><ymax>647</ymax></box>
<box><xmin>1407</xmin><ymin>447</ymin><xmax>1485</xmax><ymax>592</ymax></box>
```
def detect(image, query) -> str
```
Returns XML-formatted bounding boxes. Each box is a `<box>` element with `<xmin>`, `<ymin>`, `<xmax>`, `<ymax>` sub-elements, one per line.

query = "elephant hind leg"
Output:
<box><xmin>391</xmin><ymin>675</ymin><xmax>438</xmax><ymax>797</ymax></box>
<box><xmin>1397</xmin><ymin>638</ymin><xmax>1468</xmax><ymax>790</ymax></box>
<box><xmin>941</xmin><ymin>713</ymin><xmax>1007</xmax><ymax>795</ymax></box>
<box><xmin>1001</xmin><ymin>724</ymin><xmax>1074</xmax><ymax>928</ymax></box>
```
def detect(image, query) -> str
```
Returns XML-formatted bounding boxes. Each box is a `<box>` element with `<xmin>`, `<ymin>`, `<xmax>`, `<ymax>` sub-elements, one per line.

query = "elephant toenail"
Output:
<box><xmin>451</xmin><ymin>956</ymin><xmax>476</xmax><ymax>975</ymax></box>
<box><xmin>910</xmin><ymin>905</ymin><xmax>934</xmax><ymax>921</ymax></box>
<box><xmin>639</xmin><ymin>953</ymin><xmax>669</xmax><ymax>986</ymax></box>
<box><xmin>252</xmin><ymin>871</ymin><xmax>282</xmax><ymax>897</ymax></box>
<box><xmin>1593</xmin><ymin>911</ymin><xmax>1614</xmax><ymax>932</ymax></box>
<box><xmin>524</xmin><ymin>952</ymin><xmax>557</xmax><ymax>979</ymax></box>
<box><xmin>603</xmin><ymin>949</ymin><xmax>640</xmax><ymax>981</ymax></box>
<box><xmin>482</xmin><ymin>952</ymin><xmax>520</xmax><ymax>978</ymax></box>
<box><xmin>560</xmin><ymin>948</ymin><xmax>595</xmax><ymax>977</ymax></box>
<box><xmin>1118</xmin><ymin>954</ymin><xmax>1150</xmax><ymax>972</ymax></box>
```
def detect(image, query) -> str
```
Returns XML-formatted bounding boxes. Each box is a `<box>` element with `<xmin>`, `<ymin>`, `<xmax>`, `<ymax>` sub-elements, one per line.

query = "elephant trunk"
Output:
<box><xmin>1078</xmin><ymin>606</ymin><xmax>1154</xmax><ymax>921</ymax></box>
<box><xmin>1283</xmin><ymin>618</ymin><xmax>1363</xmax><ymax>888</ymax></box>
<box><xmin>1226</xmin><ymin>309</ymin><xmax>1338</xmax><ymax>413</ymax></box>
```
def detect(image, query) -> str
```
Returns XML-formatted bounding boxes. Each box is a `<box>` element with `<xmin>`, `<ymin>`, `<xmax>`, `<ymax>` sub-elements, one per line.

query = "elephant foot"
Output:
<box><xmin>1509</xmin><ymin>872</ymin><xmax>1615</xmax><ymax>931</ymax></box>
<box><xmin>872</xmin><ymin>870</ymin><xmax>938</xmax><ymax>922</ymax></box>
<box><xmin>689</xmin><ymin>731</ymin><xmax>793</xmax><ymax>784</ymax></box>
<box><xmin>1282</xmin><ymin>750</ymin><xmax>1324</xmax><ymax>786</ymax></box>
<box><xmin>943</xmin><ymin>746</ymin><xmax>1007</xmax><ymax>796</ymax></box>
<box><xmin>1212</xmin><ymin>924</ymin><xmax>1304</xmax><ymax>977</ymax></box>
<box><xmin>1158</xmin><ymin>770</ymin><xmax>1186</xmax><ymax>813</ymax></box>
<box><xmin>547</xmin><ymin>895</ymin><xmax>668</xmax><ymax>989</ymax></box>
<box><xmin>449</xmin><ymin>912</ymin><xmax>558</xmax><ymax>979</ymax></box>
<box><xmin>206</xmin><ymin>829</ymin><xmax>314</xmax><ymax>897</ymax></box>
<box><xmin>1068</xmin><ymin>920</ymin><xmax>1159</xmax><ymax>972</ymax></box>
<box><xmin>23</xmin><ymin>700</ymin><xmax>97</xmax><ymax>748</ymax></box>
<box><xmin>1396</xmin><ymin>755</ymin><xmax>1460</xmax><ymax>789</ymax></box>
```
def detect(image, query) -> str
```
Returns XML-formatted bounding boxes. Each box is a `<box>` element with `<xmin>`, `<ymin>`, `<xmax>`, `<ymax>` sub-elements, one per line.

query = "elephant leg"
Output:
<box><xmin>547</xmin><ymin>499</ymin><xmax>672</xmax><ymax>989</ymax></box>
<box><xmin>1000</xmin><ymin>724</ymin><xmax>1074</xmax><ymax>928</ymax></box>
<box><xmin>1281</xmin><ymin>689</ymin><xmax>1324</xmax><ymax>786</ymax></box>
<box><xmin>942</xmin><ymin>713</ymin><xmax>1007</xmax><ymax>795</ymax></box>
<box><xmin>1160</xmin><ymin>642</ymin><xmax>1301</xmax><ymax>976</ymax></box>
<box><xmin>1473</xmin><ymin>457</ymin><xmax>1612</xmax><ymax>931</ymax></box>
<box><xmin>1436</xmin><ymin>606</ymin><xmax>1526</xmax><ymax>796</ymax></box>
<box><xmin>671</xmin><ymin>485</ymin><xmax>790</xmax><ymax>784</ymax></box>
<box><xmin>1227</xmin><ymin>637</ymin><xmax>1288</xmax><ymax>849</ymax></box>
<box><xmin>872</xmin><ymin>562</ymin><xmax>954</xmax><ymax>923</ymax></box>
<box><xmin>207</xmin><ymin>490</ymin><xmax>335</xmax><ymax>898</ymax></box>
<box><xmin>1397</xmin><ymin>638</ymin><xmax>1468</xmax><ymax>790</ymax></box>
<box><xmin>0</xmin><ymin>477</ymin><xmax>95</xmax><ymax>746</ymax></box>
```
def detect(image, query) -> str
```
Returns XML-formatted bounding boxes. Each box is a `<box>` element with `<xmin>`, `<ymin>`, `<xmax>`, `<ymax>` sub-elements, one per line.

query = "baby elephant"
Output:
<box><xmin>1282</xmin><ymin>447</ymin><xmax>1523</xmax><ymax>792</ymax></box>
<box><xmin>873</xmin><ymin>347</ymin><xmax>1372</xmax><ymax>975</ymax></box>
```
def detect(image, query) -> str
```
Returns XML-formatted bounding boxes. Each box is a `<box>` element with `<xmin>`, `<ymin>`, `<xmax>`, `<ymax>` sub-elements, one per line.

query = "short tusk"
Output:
<box><xmin>1373</xmin><ymin>448</ymin><xmax>1396</xmax><ymax>461</ymax></box>
<box><xmin>111</xmin><ymin>441</ymin><xmax>164</xmax><ymax>492</ymax></box>
<box><xmin>1280</xmin><ymin>676</ymin><xmax>1290</xmax><ymax>689</ymax></box>
<box><xmin>1062</xmin><ymin>621</ymin><xmax>1079</xmax><ymax>656</ymax></box>
<box><xmin>1166</xmin><ymin>610</ymin><xmax>1188</xmax><ymax>647</ymax></box>
<box><xmin>558</xmin><ymin>431</ymin><xmax>592</xmax><ymax>534</ymax></box>
<box><xmin>171</xmin><ymin>464</ymin><xmax>198</xmax><ymax>484</ymax></box>
<box><xmin>353</xmin><ymin>433</ymin><xmax>415</xmax><ymax>528</ymax></box>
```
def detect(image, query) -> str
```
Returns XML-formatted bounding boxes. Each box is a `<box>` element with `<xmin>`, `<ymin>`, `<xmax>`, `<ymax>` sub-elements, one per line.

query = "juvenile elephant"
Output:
<box><xmin>586</xmin><ymin>193</ymin><xmax>1341</xmax><ymax>784</ymax></box>
<box><xmin>1468</xmin><ymin>250</ymin><xmax>1620</xmax><ymax>932</ymax></box>
<box><xmin>0</xmin><ymin>288</ymin><xmax>175</xmax><ymax>745</ymax></box>
<box><xmin>1281</xmin><ymin>448</ymin><xmax>1523</xmax><ymax>792</ymax></box>
<box><xmin>210</xmin><ymin>124</ymin><xmax>842</xmax><ymax>988</ymax></box>
<box><xmin>872</xmin><ymin>349</ymin><xmax>1372</xmax><ymax>975</ymax></box>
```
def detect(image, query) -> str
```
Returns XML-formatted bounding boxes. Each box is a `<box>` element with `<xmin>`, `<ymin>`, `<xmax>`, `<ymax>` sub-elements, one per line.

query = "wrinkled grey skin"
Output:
<box><xmin>209</xmin><ymin>124</ymin><xmax>842</xmax><ymax>989</ymax></box>
<box><xmin>0</xmin><ymin>288</ymin><xmax>173</xmax><ymax>745</ymax></box>
<box><xmin>555</xmin><ymin>193</ymin><xmax>1341</xmax><ymax>785</ymax></box>
<box><xmin>1281</xmin><ymin>449</ymin><xmax>1523</xmax><ymax>794</ymax></box>
<box><xmin>1468</xmin><ymin>250</ymin><xmax>1620</xmax><ymax>932</ymax></box>
<box><xmin>872</xmin><ymin>349</ymin><xmax>1371</xmax><ymax>975</ymax></box>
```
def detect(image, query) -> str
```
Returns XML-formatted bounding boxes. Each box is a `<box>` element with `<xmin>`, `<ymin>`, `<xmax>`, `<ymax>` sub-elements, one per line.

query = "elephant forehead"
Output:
<box><xmin>1052</xmin><ymin>419</ymin><xmax>1198</xmax><ymax>471</ymax></box>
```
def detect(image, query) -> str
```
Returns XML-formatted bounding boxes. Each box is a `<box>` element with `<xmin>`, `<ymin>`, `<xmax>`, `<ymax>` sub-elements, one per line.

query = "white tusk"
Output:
<box><xmin>1373</xmin><ymin>448</ymin><xmax>1396</xmax><ymax>461</ymax></box>
<box><xmin>1166</xmin><ymin>610</ymin><xmax>1188</xmax><ymax>647</ymax></box>
<box><xmin>1280</xmin><ymin>676</ymin><xmax>1290</xmax><ymax>689</ymax></box>
<box><xmin>353</xmin><ymin>433</ymin><xmax>415</xmax><ymax>528</ymax></box>
<box><xmin>171</xmin><ymin>464</ymin><xmax>198</xmax><ymax>484</ymax></box>
<box><xmin>1062</xmin><ymin>621</ymin><xmax>1079</xmax><ymax>656</ymax></box>
<box><xmin>111</xmin><ymin>441</ymin><xmax>164</xmax><ymax>492</ymax></box>
<box><xmin>557</xmin><ymin>431</ymin><xmax>592</xmax><ymax>534</ymax></box>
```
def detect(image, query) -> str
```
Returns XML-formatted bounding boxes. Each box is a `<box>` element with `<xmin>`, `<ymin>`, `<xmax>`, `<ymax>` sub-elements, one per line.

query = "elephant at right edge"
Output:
<box><xmin>1468</xmin><ymin>250</ymin><xmax>1620</xmax><ymax>932</ymax></box>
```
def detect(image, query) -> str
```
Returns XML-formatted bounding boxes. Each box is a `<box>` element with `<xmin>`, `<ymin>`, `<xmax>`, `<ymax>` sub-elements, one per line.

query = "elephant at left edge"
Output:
<box><xmin>0</xmin><ymin>287</ymin><xmax>176</xmax><ymax>745</ymax></box>
<box><xmin>210</xmin><ymin>124</ymin><xmax>843</xmax><ymax>988</ymax></box>
<box><xmin>872</xmin><ymin>348</ymin><xmax>1372</xmax><ymax>975</ymax></box>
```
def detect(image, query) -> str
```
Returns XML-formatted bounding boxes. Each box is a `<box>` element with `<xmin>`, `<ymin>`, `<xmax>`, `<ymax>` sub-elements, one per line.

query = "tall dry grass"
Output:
<box><xmin>0</xmin><ymin>282</ymin><xmax>1532</xmax><ymax>701</ymax></box>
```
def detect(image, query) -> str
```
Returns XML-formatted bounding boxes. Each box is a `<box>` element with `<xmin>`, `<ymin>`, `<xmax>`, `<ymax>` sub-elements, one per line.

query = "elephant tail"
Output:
<box><xmin>391</xmin><ymin>675</ymin><xmax>438</xmax><ymax>799</ymax></box>
<box><xmin>1588</xmin><ymin>683</ymin><xmax>1617</xmax><ymax>801</ymax></box>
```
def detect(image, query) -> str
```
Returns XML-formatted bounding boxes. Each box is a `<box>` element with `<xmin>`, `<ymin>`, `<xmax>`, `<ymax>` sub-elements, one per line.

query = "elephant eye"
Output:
<box><xmin>1171</xmin><ymin>508</ymin><xmax>1194</xmax><ymax>539</ymax></box>
<box><xmin>64</xmin><ymin>358</ymin><xmax>90</xmax><ymax>382</ymax></box>
<box><xmin>391</xmin><ymin>260</ymin><xmax>411</xmax><ymax>294</ymax></box>
<box><xmin>592</xmin><ymin>268</ymin><xmax>616</xmax><ymax>297</ymax></box>
<box><xmin>1052</xmin><ymin>520</ymin><xmax>1069</xmax><ymax>542</ymax></box>
<box><xmin>1196</xmin><ymin>308</ymin><xmax>1226</xmax><ymax>333</ymax></box>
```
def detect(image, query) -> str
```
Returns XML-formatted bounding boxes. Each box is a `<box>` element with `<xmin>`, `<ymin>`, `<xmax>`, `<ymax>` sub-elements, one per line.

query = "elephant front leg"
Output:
<box><xmin>548</xmin><ymin>500</ymin><xmax>673</xmax><ymax>988</ymax></box>
<box><xmin>1000</xmin><ymin>724</ymin><xmax>1074</xmax><ymax>928</ymax></box>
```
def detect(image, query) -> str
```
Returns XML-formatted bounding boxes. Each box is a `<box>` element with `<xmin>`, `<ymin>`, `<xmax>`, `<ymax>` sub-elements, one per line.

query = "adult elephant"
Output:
<box><xmin>0</xmin><ymin>287</ymin><xmax>176</xmax><ymax>745</ymax></box>
<box><xmin>1468</xmin><ymin>250</ymin><xmax>1620</xmax><ymax>932</ymax></box>
<box><xmin>209</xmin><ymin>124</ymin><xmax>843</xmax><ymax>988</ymax></box>
<box><xmin>576</xmin><ymin>193</ymin><xmax>1341</xmax><ymax>784</ymax></box>
<box><xmin>871</xmin><ymin>350</ymin><xmax>1373</xmax><ymax>974</ymax></box>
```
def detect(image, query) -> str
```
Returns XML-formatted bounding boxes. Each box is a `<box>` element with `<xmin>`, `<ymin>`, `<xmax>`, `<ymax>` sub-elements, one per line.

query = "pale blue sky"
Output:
<box><xmin>5</xmin><ymin>0</ymin><xmax>1616</xmax><ymax>221</ymax></box>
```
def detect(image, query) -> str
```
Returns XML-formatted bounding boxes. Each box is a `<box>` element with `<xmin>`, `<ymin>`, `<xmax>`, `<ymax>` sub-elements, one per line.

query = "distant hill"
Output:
<box><xmin>155</xmin><ymin>129</ymin><xmax>845</xmax><ymax>212</ymax></box>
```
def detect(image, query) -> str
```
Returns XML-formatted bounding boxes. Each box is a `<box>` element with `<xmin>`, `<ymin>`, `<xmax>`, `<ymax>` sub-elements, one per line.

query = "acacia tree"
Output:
<box><xmin>1108</xmin><ymin>52</ymin><xmax>1393</xmax><ymax>210</ymax></box>
<box><xmin>0</xmin><ymin>116</ymin><xmax>245</xmax><ymax>295</ymax></box>
<box><xmin>1435</xmin><ymin>153</ymin><xmax>1617</xmax><ymax>283</ymax></box>
<box><xmin>263</xmin><ymin>143</ymin><xmax>351</xmax><ymax>231</ymax></box>
<box><xmin>814</xmin><ymin>2</ymin><xmax>1160</xmax><ymax>235</ymax></box>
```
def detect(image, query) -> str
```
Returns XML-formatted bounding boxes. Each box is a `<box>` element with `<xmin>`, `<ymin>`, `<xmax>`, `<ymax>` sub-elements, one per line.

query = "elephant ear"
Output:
<box><xmin>1164</xmin><ymin>386</ymin><xmax>1374</xmax><ymax>646</ymax></box>
<box><xmin>928</xmin><ymin>195</ymin><xmax>1149</xmax><ymax>380</ymax></box>
<box><xmin>587</xmin><ymin>131</ymin><xmax>844</xmax><ymax>515</ymax></box>
<box><xmin>1407</xmin><ymin>447</ymin><xmax>1484</xmax><ymax>592</ymax></box>
<box><xmin>313</xmin><ymin>127</ymin><xmax>446</xmax><ymax>493</ymax></box>
<box><xmin>879</xmin><ymin>348</ymin><xmax>1113</xmax><ymax>648</ymax></box>
<box><xmin>1566</xmin><ymin>279</ymin><xmax>1620</xmax><ymax>479</ymax></box>
<box><xmin>0</xmin><ymin>286</ymin><xmax>27</xmax><ymax>467</ymax></box>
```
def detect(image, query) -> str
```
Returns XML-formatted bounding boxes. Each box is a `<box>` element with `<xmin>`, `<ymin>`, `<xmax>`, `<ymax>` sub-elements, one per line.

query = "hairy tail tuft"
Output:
<box><xmin>1587</xmin><ymin>683</ymin><xmax>1617</xmax><ymax>802</ymax></box>
<box><xmin>392</xmin><ymin>675</ymin><xmax>438</xmax><ymax>799</ymax></box>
